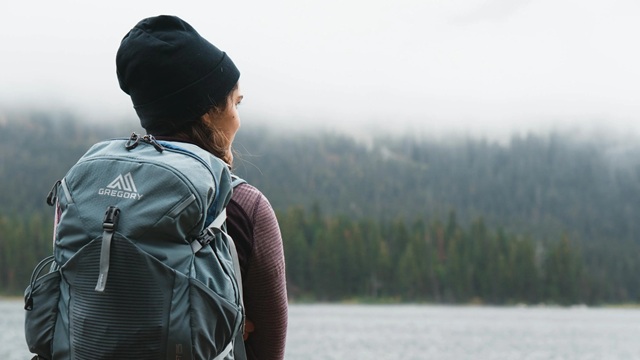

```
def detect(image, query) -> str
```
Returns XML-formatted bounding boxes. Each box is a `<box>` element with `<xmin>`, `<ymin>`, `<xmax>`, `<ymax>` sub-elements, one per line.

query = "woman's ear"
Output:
<box><xmin>200</xmin><ymin>109</ymin><xmax>216</xmax><ymax>127</ymax></box>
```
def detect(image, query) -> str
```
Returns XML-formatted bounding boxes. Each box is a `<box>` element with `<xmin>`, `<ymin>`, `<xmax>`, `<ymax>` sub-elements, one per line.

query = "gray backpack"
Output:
<box><xmin>24</xmin><ymin>133</ymin><xmax>246</xmax><ymax>360</ymax></box>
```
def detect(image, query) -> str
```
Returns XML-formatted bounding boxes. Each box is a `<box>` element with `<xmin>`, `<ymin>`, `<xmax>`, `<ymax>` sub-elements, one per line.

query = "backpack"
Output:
<box><xmin>24</xmin><ymin>133</ymin><xmax>246</xmax><ymax>360</ymax></box>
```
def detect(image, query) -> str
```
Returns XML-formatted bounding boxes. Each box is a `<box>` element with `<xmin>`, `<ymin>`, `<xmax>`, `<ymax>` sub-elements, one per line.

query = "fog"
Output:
<box><xmin>1</xmin><ymin>0</ymin><xmax>639</xmax><ymax>141</ymax></box>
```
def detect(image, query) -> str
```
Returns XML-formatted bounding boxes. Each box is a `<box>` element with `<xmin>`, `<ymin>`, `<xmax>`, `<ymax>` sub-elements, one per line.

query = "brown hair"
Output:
<box><xmin>170</xmin><ymin>84</ymin><xmax>237</xmax><ymax>165</ymax></box>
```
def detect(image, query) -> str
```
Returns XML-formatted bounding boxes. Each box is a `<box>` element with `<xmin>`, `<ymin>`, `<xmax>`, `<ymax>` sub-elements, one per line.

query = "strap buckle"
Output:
<box><xmin>103</xmin><ymin>206</ymin><xmax>120</xmax><ymax>231</ymax></box>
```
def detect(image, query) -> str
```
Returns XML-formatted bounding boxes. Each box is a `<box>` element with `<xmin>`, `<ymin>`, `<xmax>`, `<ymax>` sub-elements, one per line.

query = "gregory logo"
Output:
<box><xmin>98</xmin><ymin>172</ymin><xmax>143</xmax><ymax>200</ymax></box>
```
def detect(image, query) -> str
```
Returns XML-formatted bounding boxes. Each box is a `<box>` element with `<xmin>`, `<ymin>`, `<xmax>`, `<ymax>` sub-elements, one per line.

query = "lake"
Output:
<box><xmin>3</xmin><ymin>299</ymin><xmax>640</xmax><ymax>359</ymax></box>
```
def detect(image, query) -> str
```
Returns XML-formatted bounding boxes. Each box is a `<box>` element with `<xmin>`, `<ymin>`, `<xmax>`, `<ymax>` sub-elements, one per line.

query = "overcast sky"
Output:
<box><xmin>1</xmin><ymin>0</ymin><xmax>639</xmax><ymax>140</ymax></box>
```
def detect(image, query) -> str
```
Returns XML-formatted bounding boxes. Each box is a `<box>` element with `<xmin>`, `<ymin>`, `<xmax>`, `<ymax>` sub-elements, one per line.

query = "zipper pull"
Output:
<box><xmin>125</xmin><ymin>132</ymin><xmax>140</xmax><ymax>150</ymax></box>
<box><xmin>143</xmin><ymin>134</ymin><xmax>164</xmax><ymax>153</ymax></box>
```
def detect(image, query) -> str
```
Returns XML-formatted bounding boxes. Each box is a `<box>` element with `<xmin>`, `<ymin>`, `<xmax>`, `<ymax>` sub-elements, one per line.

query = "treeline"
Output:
<box><xmin>0</xmin><ymin>213</ymin><xmax>51</xmax><ymax>294</ymax></box>
<box><xmin>1</xmin><ymin>111</ymin><xmax>639</xmax><ymax>304</ymax></box>
<box><xmin>279</xmin><ymin>206</ymin><xmax>596</xmax><ymax>305</ymax></box>
<box><xmin>0</xmin><ymin>206</ymin><xmax>640</xmax><ymax>305</ymax></box>
<box><xmin>0</xmin><ymin>205</ymin><xmax>612</xmax><ymax>304</ymax></box>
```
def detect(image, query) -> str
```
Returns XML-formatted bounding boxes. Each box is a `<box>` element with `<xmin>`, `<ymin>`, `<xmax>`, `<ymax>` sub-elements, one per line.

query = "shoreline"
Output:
<box><xmin>3</xmin><ymin>295</ymin><xmax>639</xmax><ymax>309</ymax></box>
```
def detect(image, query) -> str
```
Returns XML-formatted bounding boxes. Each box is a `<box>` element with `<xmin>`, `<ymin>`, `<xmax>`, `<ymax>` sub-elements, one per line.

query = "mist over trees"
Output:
<box><xmin>1</xmin><ymin>111</ymin><xmax>639</xmax><ymax>304</ymax></box>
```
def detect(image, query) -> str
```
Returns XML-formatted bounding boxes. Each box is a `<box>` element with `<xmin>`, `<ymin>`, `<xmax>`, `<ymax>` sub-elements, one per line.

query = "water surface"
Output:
<box><xmin>4</xmin><ymin>299</ymin><xmax>640</xmax><ymax>359</ymax></box>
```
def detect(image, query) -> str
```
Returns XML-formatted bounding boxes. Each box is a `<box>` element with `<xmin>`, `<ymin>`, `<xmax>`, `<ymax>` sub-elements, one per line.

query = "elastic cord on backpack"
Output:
<box><xmin>24</xmin><ymin>256</ymin><xmax>57</xmax><ymax>311</ymax></box>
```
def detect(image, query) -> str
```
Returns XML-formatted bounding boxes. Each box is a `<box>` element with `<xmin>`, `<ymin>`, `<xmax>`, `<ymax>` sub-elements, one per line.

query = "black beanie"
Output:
<box><xmin>116</xmin><ymin>15</ymin><xmax>240</xmax><ymax>134</ymax></box>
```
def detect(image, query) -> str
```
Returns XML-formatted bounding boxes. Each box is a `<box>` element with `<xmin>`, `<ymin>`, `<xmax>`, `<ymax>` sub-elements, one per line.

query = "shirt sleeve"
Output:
<box><xmin>230</xmin><ymin>184</ymin><xmax>288</xmax><ymax>360</ymax></box>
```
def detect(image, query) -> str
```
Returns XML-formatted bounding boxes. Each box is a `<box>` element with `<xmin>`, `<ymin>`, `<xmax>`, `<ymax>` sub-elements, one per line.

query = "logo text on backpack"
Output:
<box><xmin>98</xmin><ymin>172</ymin><xmax>143</xmax><ymax>200</ymax></box>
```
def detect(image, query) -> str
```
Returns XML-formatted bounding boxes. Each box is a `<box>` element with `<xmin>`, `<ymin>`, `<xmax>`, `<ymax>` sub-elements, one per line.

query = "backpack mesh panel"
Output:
<box><xmin>69</xmin><ymin>237</ymin><xmax>172</xmax><ymax>360</ymax></box>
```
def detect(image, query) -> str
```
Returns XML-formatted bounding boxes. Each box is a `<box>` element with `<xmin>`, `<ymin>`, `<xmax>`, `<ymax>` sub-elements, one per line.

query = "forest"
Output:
<box><xmin>1</xmin><ymin>111</ymin><xmax>639</xmax><ymax>305</ymax></box>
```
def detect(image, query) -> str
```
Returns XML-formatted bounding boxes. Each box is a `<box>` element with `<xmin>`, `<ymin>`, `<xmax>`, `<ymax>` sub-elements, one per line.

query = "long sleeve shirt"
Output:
<box><xmin>227</xmin><ymin>182</ymin><xmax>288</xmax><ymax>360</ymax></box>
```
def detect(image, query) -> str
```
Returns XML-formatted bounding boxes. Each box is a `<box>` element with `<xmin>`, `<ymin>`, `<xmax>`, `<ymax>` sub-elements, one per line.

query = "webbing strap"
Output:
<box><xmin>190</xmin><ymin>237</ymin><xmax>204</xmax><ymax>253</ymax></box>
<box><xmin>190</xmin><ymin>209</ymin><xmax>227</xmax><ymax>253</ymax></box>
<box><xmin>95</xmin><ymin>206</ymin><xmax>120</xmax><ymax>293</ymax></box>
<box><xmin>212</xmin><ymin>342</ymin><xmax>233</xmax><ymax>360</ymax></box>
<box><xmin>95</xmin><ymin>228</ymin><xmax>113</xmax><ymax>292</ymax></box>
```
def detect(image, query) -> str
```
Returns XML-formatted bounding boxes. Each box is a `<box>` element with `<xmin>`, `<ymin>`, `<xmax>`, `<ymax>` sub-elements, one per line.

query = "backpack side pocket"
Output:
<box><xmin>189</xmin><ymin>277</ymin><xmax>242</xmax><ymax>360</ymax></box>
<box><xmin>24</xmin><ymin>256</ymin><xmax>61</xmax><ymax>358</ymax></box>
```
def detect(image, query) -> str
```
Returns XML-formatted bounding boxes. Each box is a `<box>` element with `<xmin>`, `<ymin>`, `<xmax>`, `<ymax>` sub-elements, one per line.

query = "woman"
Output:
<box><xmin>116</xmin><ymin>15</ymin><xmax>288</xmax><ymax>360</ymax></box>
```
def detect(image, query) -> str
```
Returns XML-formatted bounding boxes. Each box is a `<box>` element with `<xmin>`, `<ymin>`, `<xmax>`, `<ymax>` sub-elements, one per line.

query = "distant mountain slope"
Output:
<box><xmin>232</xmin><ymin>126</ymin><xmax>640</xmax><ymax>246</ymax></box>
<box><xmin>2</xmin><ymin>111</ymin><xmax>639</xmax><ymax>247</ymax></box>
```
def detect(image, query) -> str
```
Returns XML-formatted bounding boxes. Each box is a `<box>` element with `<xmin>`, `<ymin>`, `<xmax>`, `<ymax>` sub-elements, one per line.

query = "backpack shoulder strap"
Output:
<box><xmin>197</xmin><ymin>206</ymin><xmax>248</xmax><ymax>360</ymax></box>
<box><xmin>231</xmin><ymin>174</ymin><xmax>246</xmax><ymax>189</ymax></box>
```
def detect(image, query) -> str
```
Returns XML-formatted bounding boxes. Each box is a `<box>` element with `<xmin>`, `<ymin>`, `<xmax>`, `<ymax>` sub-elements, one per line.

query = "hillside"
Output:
<box><xmin>233</xmin><ymin>124</ymin><xmax>640</xmax><ymax>246</ymax></box>
<box><xmin>3</xmin><ymin>113</ymin><xmax>639</xmax><ymax>246</ymax></box>
<box><xmin>1</xmin><ymin>111</ymin><xmax>639</xmax><ymax>303</ymax></box>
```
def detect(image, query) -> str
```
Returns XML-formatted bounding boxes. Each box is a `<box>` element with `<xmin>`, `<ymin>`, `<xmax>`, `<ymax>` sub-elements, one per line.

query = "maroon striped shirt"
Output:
<box><xmin>227</xmin><ymin>182</ymin><xmax>288</xmax><ymax>360</ymax></box>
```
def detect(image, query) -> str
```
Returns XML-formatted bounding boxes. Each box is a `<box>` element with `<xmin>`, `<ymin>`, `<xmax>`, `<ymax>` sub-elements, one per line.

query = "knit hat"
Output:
<box><xmin>116</xmin><ymin>15</ymin><xmax>240</xmax><ymax>134</ymax></box>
